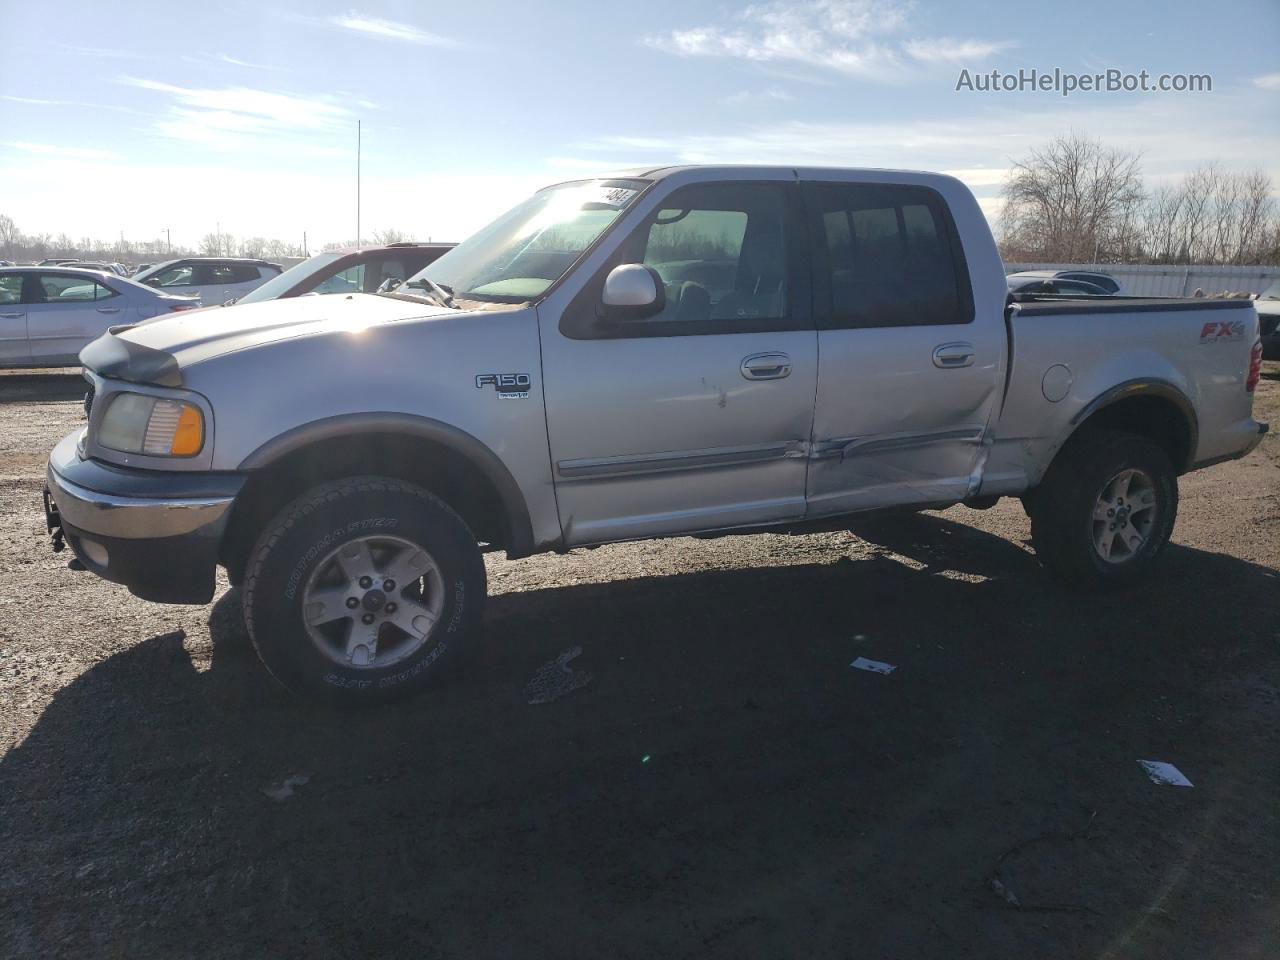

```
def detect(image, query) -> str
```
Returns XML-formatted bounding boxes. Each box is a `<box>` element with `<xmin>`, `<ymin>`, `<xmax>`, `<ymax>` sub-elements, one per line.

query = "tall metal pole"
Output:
<box><xmin>356</xmin><ymin>120</ymin><xmax>362</xmax><ymax>246</ymax></box>
<box><xmin>165</xmin><ymin>228</ymin><xmax>171</xmax><ymax>254</ymax></box>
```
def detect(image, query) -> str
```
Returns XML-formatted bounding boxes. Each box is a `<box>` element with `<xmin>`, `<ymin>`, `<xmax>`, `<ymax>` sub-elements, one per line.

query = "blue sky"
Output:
<box><xmin>1</xmin><ymin>0</ymin><xmax>1277</xmax><ymax>248</ymax></box>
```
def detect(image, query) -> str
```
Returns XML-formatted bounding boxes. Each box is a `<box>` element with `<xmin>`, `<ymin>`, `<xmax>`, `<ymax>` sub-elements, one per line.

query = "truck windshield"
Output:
<box><xmin>401</xmin><ymin>179</ymin><xmax>647</xmax><ymax>302</ymax></box>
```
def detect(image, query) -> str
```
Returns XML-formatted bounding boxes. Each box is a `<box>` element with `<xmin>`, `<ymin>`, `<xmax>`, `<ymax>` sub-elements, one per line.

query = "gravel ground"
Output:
<box><xmin>1</xmin><ymin>366</ymin><xmax>1278</xmax><ymax>959</ymax></box>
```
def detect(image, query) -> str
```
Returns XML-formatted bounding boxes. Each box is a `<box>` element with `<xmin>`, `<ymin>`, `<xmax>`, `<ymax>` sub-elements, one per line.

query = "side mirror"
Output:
<box><xmin>601</xmin><ymin>264</ymin><xmax>665</xmax><ymax>321</ymax></box>
<box><xmin>143</xmin><ymin>277</ymin><xmax>160</xmax><ymax>287</ymax></box>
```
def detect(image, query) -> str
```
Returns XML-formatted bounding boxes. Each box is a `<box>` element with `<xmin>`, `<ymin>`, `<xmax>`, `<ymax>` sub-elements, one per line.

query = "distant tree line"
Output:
<box><xmin>999</xmin><ymin>134</ymin><xmax>1280</xmax><ymax>265</ymax></box>
<box><xmin>0</xmin><ymin>217</ymin><xmax>414</xmax><ymax>265</ymax></box>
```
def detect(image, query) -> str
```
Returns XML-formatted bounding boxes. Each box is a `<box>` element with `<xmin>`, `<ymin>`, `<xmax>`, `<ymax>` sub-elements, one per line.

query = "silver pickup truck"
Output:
<box><xmin>45</xmin><ymin>165</ymin><xmax>1267</xmax><ymax>704</ymax></box>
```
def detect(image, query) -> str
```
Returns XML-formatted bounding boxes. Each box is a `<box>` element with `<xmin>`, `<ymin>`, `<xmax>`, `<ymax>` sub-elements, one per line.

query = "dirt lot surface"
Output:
<box><xmin>2</xmin><ymin>367</ymin><xmax>1278</xmax><ymax>959</ymax></box>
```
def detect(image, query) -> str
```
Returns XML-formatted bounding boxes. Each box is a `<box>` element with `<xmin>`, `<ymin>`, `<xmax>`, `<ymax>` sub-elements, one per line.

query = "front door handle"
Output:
<box><xmin>741</xmin><ymin>352</ymin><xmax>792</xmax><ymax>381</ymax></box>
<box><xmin>96</xmin><ymin>307</ymin><xmax>121</xmax><ymax>314</ymax></box>
<box><xmin>0</xmin><ymin>312</ymin><xmax>22</xmax><ymax>318</ymax></box>
<box><xmin>933</xmin><ymin>342</ymin><xmax>975</xmax><ymax>369</ymax></box>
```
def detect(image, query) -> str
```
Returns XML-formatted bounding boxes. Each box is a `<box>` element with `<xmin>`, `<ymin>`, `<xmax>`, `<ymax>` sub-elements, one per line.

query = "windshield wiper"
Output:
<box><xmin>401</xmin><ymin>277</ymin><xmax>456</xmax><ymax>309</ymax></box>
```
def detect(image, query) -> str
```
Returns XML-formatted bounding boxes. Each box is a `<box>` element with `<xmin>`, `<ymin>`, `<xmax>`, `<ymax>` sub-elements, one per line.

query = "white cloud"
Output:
<box><xmin>644</xmin><ymin>0</ymin><xmax>1012</xmax><ymax>79</ymax></box>
<box><xmin>903</xmin><ymin>37</ymin><xmax>1017</xmax><ymax>62</ymax></box>
<box><xmin>941</xmin><ymin>167</ymin><xmax>1011</xmax><ymax>188</ymax></box>
<box><xmin>3</xmin><ymin>95</ymin><xmax>75</xmax><ymax>106</ymax></box>
<box><xmin>55</xmin><ymin>43</ymin><xmax>136</xmax><ymax>59</ymax></box>
<box><xmin>218</xmin><ymin>53</ymin><xmax>282</xmax><ymax>70</ymax></box>
<box><xmin>560</xmin><ymin>87</ymin><xmax>1280</xmax><ymax>220</ymax></box>
<box><xmin>6</xmin><ymin>141</ymin><xmax>119</xmax><ymax>160</ymax></box>
<box><xmin>328</xmin><ymin>12</ymin><xmax>458</xmax><ymax>47</ymax></box>
<box><xmin>119</xmin><ymin>77</ymin><xmax>356</xmax><ymax>148</ymax></box>
<box><xmin>724</xmin><ymin>88</ymin><xmax>796</xmax><ymax>104</ymax></box>
<box><xmin>1254</xmin><ymin>73</ymin><xmax>1280</xmax><ymax>90</ymax></box>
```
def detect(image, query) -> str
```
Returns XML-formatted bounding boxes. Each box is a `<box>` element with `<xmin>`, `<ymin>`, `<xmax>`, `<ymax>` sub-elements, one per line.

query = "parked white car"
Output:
<box><xmin>0</xmin><ymin>266</ymin><xmax>200</xmax><ymax>368</ymax></box>
<box><xmin>132</xmin><ymin>258</ymin><xmax>282</xmax><ymax>306</ymax></box>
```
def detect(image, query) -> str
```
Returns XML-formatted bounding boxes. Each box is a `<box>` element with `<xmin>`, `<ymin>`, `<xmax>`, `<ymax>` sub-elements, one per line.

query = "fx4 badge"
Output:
<box><xmin>1199</xmin><ymin>320</ymin><xmax>1245</xmax><ymax>343</ymax></box>
<box><xmin>475</xmin><ymin>373</ymin><xmax>531</xmax><ymax>399</ymax></box>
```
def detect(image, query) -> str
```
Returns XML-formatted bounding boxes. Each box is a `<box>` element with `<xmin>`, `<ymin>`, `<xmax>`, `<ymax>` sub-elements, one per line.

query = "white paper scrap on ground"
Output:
<box><xmin>850</xmin><ymin>656</ymin><xmax>896</xmax><ymax>675</ymax></box>
<box><xmin>262</xmin><ymin>773</ymin><xmax>311</xmax><ymax>802</ymax></box>
<box><xmin>1138</xmin><ymin>760</ymin><xmax>1193</xmax><ymax>787</ymax></box>
<box><xmin>526</xmin><ymin>646</ymin><xmax>594</xmax><ymax>704</ymax></box>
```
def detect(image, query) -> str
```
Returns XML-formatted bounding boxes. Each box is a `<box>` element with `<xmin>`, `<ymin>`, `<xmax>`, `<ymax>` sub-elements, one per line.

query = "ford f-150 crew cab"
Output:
<box><xmin>45</xmin><ymin>166</ymin><xmax>1268</xmax><ymax>704</ymax></box>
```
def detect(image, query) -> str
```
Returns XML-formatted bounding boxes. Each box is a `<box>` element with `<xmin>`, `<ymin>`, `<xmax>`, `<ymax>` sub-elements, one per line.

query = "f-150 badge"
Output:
<box><xmin>475</xmin><ymin>373</ymin><xmax>531</xmax><ymax>398</ymax></box>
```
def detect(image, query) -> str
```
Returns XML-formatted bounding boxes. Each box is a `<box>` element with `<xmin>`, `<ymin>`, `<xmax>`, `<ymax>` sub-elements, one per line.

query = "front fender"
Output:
<box><xmin>238</xmin><ymin>412</ymin><xmax>535</xmax><ymax>557</ymax></box>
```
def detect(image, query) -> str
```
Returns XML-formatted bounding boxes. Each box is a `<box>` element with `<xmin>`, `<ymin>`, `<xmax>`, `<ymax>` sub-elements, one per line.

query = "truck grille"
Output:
<box><xmin>83</xmin><ymin>384</ymin><xmax>94</xmax><ymax>420</ymax></box>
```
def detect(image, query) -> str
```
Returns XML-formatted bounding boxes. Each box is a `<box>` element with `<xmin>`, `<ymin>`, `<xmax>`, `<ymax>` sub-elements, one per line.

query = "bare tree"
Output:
<box><xmin>1139</xmin><ymin>165</ymin><xmax>1278</xmax><ymax>264</ymax></box>
<box><xmin>371</xmin><ymin>227</ymin><xmax>408</xmax><ymax>244</ymax></box>
<box><xmin>0</xmin><ymin>214</ymin><xmax>18</xmax><ymax>258</ymax></box>
<box><xmin>264</xmin><ymin>238</ymin><xmax>297</xmax><ymax>260</ymax></box>
<box><xmin>238</xmin><ymin>236</ymin><xmax>268</xmax><ymax>259</ymax></box>
<box><xmin>999</xmin><ymin>133</ymin><xmax>1145</xmax><ymax>262</ymax></box>
<box><xmin>199</xmin><ymin>232</ymin><xmax>237</xmax><ymax>256</ymax></box>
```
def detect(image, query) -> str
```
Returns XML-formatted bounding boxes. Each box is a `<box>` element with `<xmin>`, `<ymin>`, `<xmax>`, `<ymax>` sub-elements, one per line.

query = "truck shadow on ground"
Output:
<box><xmin>3</xmin><ymin>513</ymin><xmax>1278</xmax><ymax>959</ymax></box>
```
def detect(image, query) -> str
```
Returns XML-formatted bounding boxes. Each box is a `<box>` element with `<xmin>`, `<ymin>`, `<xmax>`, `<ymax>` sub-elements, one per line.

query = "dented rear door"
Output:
<box><xmin>802</xmin><ymin>181</ymin><xmax>1003</xmax><ymax>515</ymax></box>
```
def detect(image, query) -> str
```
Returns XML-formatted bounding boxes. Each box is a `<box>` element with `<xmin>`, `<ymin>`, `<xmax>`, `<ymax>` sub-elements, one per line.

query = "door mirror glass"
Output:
<box><xmin>601</xmin><ymin>264</ymin><xmax>664</xmax><ymax>320</ymax></box>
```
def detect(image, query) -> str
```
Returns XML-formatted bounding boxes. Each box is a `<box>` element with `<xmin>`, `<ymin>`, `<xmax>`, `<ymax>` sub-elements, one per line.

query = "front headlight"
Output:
<box><xmin>98</xmin><ymin>393</ymin><xmax>205</xmax><ymax>457</ymax></box>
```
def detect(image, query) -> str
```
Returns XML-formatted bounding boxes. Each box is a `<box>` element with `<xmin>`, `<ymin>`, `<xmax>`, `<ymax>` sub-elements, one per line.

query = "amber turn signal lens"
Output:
<box><xmin>170</xmin><ymin>405</ymin><xmax>204</xmax><ymax>455</ymax></box>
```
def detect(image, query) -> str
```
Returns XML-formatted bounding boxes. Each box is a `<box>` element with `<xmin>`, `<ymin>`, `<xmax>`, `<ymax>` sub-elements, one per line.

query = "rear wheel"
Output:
<box><xmin>243</xmin><ymin>476</ymin><xmax>485</xmax><ymax>705</ymax></box>
<box><xmin>1028</xmin><ymin>430</ymin><xmax>1178</xmax><ymax>589</ymax></box>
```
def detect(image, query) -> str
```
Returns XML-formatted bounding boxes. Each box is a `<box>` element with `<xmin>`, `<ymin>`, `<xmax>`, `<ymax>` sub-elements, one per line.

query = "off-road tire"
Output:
<box><xmin>243</xmin><ymin>476</ymin><xmax>485</xmax><ymax>705</ymax></box>
<box><xmin>1028</xmin><ymin>429</ymin><xmax>1178</xmax><ymax>589</ymax></box>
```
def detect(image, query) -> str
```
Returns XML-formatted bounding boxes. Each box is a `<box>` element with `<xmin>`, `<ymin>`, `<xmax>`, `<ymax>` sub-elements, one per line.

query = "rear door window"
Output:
<box><xmin>0</xmin><ymin>274</ymin><xmax>22</xmax><ymax>305</ymax></box>
<box><xmin>32</xmin><ymin>274</ymin><xmax>116</xmax><ymax>302</ymax></box>
<box><xmin>805</xmin><ymin>183</ymin><xmax>972</xmax><ymax>328</ymax></box>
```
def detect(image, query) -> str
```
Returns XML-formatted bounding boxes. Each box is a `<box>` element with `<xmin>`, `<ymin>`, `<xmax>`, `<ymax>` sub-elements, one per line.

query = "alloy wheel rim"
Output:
<box><xmin>301</xmin><ymin>534</ymin><xmax>444</xmax><ymax>669</ymax></box>
<box><xmin>1091</xmin><ymin>469</ymin><xmax>1158</xmax><ymax>564</ymax></box>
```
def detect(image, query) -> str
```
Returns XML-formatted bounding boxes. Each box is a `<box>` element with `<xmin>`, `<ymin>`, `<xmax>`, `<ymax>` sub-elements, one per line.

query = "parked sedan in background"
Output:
<box><xmin>1007</xmin><ymin>275</ymin><xmax>1113</xmax><ymax>296</ymax></box>
<box><xmin>132</xmin><ymin>257</ymin><xmax>282</xmax><ymax>305</ymax></box>
<box><xmin>0</xmin><ymin>266</ymin><xmax>200</xmax><ymax>368</ymax></box>
<box><xmin>1007</xmin><ymin>269</ymin><xmax>1121</xmax><ymax>294</ymax></box>
<box><xmin>232</xmin><ymin>242</ymin><xmax>454</xmax><ymax>305</ymax></box>
<box><xmin>1257</xmin><ymin>279</ymin><xmax>1280</xmax><ymax>359</ymax></box>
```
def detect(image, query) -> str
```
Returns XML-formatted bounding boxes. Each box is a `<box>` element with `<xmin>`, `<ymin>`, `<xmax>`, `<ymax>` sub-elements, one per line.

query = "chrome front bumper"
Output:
<box><xmin>46</xmin><ymin>432</ymin><xmax>236</xmax><ymax>540</ymax></box>
<box><xmin>45</xmin><ymin>430</ymin><xmax>245</xmax><ymax>604</ymax></box>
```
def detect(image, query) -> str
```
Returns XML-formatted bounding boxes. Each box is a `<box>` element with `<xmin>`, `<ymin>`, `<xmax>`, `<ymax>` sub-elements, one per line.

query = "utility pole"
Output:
<box><xmin>165</xmin><ymin>227</ymin><xmax>171</xmax><ymax>255</ymax></box>
<box><xmin>216</xmin><ymin>220</ymin><xmax>221</xmax><ymax>256</ymax></box>
<box><xmin>356</xmin><ymin>120</ymin><xmax>362</xmax><ymax>246</ymax></box>
<box><xmin>303</xmin><ymin>231</ymin><xmax>308</xmax><ymax>258</ymax></box>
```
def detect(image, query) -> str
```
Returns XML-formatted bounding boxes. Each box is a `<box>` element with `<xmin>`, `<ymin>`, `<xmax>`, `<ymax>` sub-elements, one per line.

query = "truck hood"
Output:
<box><xmin>80</xmin><ymin>293</ymin><xmax>454</xmax><ymax>387</ymax></box>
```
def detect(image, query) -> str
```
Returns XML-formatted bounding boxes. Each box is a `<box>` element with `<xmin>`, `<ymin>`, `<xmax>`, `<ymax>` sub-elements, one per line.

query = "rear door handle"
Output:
<box><xmin>933</xmin><ymin>342</ymin><xmax>975</xmax><ymax>369</ymax></box>
<box><xmin>0</xmin><ymin>312</ymin><xmax>23</xmax><ymax>318</ymax></box>
<box><xmin>741</xmin><ymin>352</ymin><xmax>792</xmax><ymax>381</ymax></box>
<box><xmin>96</xmin><ymin>307</ymin><xmax>121</xmax><ymax>314</ymax></box>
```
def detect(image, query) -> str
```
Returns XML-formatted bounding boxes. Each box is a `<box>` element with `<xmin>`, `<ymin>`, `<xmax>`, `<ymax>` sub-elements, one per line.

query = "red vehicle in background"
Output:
<box><xmin>232</xmin><ymin>242</ymin><xmax>455</xmax><ymax>305</ymax></box>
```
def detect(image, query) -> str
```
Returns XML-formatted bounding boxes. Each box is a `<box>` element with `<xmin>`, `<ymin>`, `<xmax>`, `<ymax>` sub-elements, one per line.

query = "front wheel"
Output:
<box><xmin>1028</xmin><ymin>430</ymin><xmax>1178</xmax><ymax>589</ymax></box>
<box><xmin>242</xmin><ymin>476</ymin><xmax>485</xmax><ymax>705</ymax></box>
